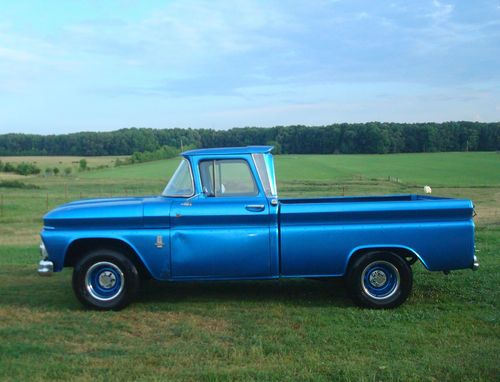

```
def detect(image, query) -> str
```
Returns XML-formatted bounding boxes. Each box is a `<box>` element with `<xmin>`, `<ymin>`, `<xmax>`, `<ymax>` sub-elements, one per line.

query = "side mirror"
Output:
<box><xmin>203</xmin><ymin>186</ymin><xmax>215</xmax><ymax>197</ymax></box>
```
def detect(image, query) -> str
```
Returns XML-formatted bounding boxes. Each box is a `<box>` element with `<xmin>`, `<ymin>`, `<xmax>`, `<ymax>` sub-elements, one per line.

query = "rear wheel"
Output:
<box><xmin>347</xmin><ymin>251</ymin><xmax>412</xmax><ymax>309</ymax></box>
<box><xmin>72</xmin><ymin>249</ymin><xmax>140</xmax><ymax>310</ymax></box>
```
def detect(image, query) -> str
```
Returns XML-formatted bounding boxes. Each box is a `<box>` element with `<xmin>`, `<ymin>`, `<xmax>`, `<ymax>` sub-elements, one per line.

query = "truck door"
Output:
<box><xmin>170</xmin><ymin>158</ymin><xmax>273</xmax><ymax>278</ymax></box>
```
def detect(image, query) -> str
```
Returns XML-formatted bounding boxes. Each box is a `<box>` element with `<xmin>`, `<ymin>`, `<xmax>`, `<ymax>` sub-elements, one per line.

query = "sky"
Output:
<box><xmin>0</xmin><ymin>0</ymin><xmax>499</xmax><ymax>134</ymax></box>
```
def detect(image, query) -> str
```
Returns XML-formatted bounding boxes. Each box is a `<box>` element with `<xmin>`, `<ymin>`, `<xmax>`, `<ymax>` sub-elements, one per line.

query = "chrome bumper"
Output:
<box><xmin>472</xmin><ymin>255</ymin><xmax>479</xmax><ymax>271</ymax></box>
<box><xmin>38</xmin><ymin>259</ymin><xmax>54</xmax><ymax>276</ymax></box>
<box><xmin>38</xmin><ymin>242</ymin><xmax>53</xmax><ymax>276</ymax></box>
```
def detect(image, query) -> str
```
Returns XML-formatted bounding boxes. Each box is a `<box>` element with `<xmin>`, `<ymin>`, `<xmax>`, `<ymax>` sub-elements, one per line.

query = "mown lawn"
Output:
<box><xmin>82</xmin><ymin>151</ymin><xmax>500</xmax><ymax>187</ymax></box>
<box><xmin>0</xmin><ymin>152</ymin><xmax>499</xmax><ymax>381</ymax></box>
<box><xmin>0</xmin><ymin>155</ymin><xmax>126</xmax><ymax>174</ymax></box>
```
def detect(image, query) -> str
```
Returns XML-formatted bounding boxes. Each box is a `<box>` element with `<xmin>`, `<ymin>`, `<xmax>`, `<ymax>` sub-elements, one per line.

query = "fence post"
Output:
<box><xmin>65</xmin><ymin>184</ymin><xmax>68</xmax><ymax>200</ymax></box>
<box><xmin>0</xmin><ymin>194</ymin><xmax>3</xmax><ymax>217</ymax></box>
<box><xmin>46</xmin><ymin>193</ymin><xmax>49</xmax><ymax>211</ymax></box>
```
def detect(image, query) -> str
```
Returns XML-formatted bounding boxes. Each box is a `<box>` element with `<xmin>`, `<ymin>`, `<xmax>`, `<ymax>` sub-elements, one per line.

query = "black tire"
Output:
<box><xmin>72</xmin><ymin>249</ymin><xmax>140</xmax><ymax>310</ymax></box>
<box><xmin>347</xmin><ymin>251</ymin><xmax>412</xmax><ymax>309</ymax></box>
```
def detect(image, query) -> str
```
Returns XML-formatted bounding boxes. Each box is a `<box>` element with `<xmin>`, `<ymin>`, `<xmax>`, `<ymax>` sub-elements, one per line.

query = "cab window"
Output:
<box><xmin>199</xmin><ymin>159</ymin><xmax>258</xmax><ymax>197</ymax></box>
<box><xmin>162</xmin><ymin>159</ymin><xmax>194</xmax><ymax>197</ymax></box>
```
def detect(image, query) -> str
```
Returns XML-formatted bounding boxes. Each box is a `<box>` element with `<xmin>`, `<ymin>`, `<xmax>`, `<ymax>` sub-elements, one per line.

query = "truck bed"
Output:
<box><xmin>278</xmin><ymin>194</ymin><xmax>475</xmax><ymax>277</ymax></box>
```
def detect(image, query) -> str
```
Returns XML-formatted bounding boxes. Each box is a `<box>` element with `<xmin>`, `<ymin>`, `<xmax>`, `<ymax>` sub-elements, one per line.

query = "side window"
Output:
<box><xmin>199</xmin><ymin>159</ymin><xmax>258</xmax><ymax>197</ymax></box>
<box><xmin>162</xmin><ymin>159</ymin><xmax>194</xmax><ymax>197</ymax></box>
<box><xmin>252</xmin><ymin>153</ymin><xmax>273</xmax><ymax>197</ymax></box>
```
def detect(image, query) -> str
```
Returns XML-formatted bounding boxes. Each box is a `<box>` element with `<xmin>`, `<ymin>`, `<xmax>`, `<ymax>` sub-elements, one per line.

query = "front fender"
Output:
<box><xmin>41</xmin><ymin>228</ymin><xmax>171</xmax><ymax>280</ymax></box>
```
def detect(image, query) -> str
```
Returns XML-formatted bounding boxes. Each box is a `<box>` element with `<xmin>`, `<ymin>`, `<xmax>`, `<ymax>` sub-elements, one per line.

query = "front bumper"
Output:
<box><xmin>38</xmin><ymin>242</ymin><xmax>54</xmax><ymax>277</ymax></box>
<box><xmin>38</xmin><ymin>260</ymin><xmax>54</xmax><ymax>276</ymax></box>
<box><xmin>472</xmin><ymin>255</ymin><xmax>479</xmax><ymax>271</ymax></box>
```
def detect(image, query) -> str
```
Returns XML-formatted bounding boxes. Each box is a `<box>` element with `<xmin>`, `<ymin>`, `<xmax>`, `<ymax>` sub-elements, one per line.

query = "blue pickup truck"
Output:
<box><xmin>38</xmin><ymin>146</ymin><xmax>478</xmax><ymax>310</ymax></box>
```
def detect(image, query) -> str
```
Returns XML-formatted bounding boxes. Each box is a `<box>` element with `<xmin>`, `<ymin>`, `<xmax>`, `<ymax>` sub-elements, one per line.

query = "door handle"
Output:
<box><xmin>245</xmin><ymin>204</ymin><xmax>265</xmax><ymax>212</ymax></box>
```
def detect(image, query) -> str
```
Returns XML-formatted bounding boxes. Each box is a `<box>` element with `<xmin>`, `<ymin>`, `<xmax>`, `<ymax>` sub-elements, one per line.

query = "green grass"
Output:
<box><xmin>0</xmin><ymin>155</ymin><xmax>126</xmax><ymax>173</ymax></box>
<box><xmin>82</xmin><ymin>157</ymin><xmax>181</xmax><ymax>180</ymax></box>
<box><xmin>82</xmin><ymin>152</ymin><xmax>500</xmax><ymax>187</ymax></box>
<box><xmin>0</xmin><ymin>152</ymin><xmax>499</xmax><ymax>381</ymax></box>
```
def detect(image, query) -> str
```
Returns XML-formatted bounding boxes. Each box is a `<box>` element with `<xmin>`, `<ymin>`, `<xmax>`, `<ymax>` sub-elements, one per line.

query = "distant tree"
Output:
<box><xmin>53</xmin><ymin>167</ymin><xmax>60</xmax><ymax>175</ymax></box>
<box><xmin>79</xmin><ymin>159</ymin><xmax>87</xmax><ymax>171</ymax></box>
<box><xmin>3</xmin><ymin>162</ymin><xmax>15</xmax><ymax>172</ymax></box>
<box><xmin>0</xmin><ymin>162</ymin><xmax>40</xmax><ymax>175</ymax></box>
<box><xmin>64</xmin><ymin>167</ymin><xmax>72</xmax><ymax>176</ymax></box>
<box><xmin>44</xmin><ymin>168</ymin><xmax>53</xmax><ymax>176</ymax></box>
<box><xmin>130</xmin><ymin>145</ymin><xmax>180</xmax><ymax>164</ymax></box>
<box><xmin>0</xmin><ymin>123</ymin><xmax>498</xmax><ymax>156</ymax></box>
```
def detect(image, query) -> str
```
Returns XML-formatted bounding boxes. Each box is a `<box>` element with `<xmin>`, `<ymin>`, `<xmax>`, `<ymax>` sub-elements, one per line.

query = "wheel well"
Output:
<box><xmin>64</xmin><ymin>238</ymin><xmax>151</xmax><ymax>279</ymax></box>
<box><xmin>347</xmin><ymin>247</ymin><xmax>419</xmax><ymax>272</ymax></box>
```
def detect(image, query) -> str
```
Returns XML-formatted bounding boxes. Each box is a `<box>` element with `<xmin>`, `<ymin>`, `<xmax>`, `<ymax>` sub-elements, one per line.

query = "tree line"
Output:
<box><xmin>0</xmin><ymin>122</ymin><xmax>498</xmax><ymax>156</ymax></box>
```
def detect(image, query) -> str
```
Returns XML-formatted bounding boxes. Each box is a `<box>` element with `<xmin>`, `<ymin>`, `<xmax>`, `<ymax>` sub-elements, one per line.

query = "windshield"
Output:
<box><xmin>162</xmin><ymin>159</ymin><xmax>194</xmax><ymax>197</ymax></box>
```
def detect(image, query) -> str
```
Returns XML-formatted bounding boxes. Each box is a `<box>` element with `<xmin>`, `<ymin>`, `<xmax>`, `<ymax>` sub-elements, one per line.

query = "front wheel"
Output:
<box><xmin>72</xmin><ymin>249</ymin><xmax>140</xmax><ymax>310</ymax></box>
<box><xmin>347</xmin><ymin>252</ymin><xmax>412</xmax><ymax>309</ymax></box>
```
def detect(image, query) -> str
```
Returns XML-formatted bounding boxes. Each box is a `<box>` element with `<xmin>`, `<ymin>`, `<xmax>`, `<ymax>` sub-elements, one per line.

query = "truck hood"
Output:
<box><xmin>43</xmin><ymin>196</ymin><xmax>172</xmax><ymax>229</ymax></box>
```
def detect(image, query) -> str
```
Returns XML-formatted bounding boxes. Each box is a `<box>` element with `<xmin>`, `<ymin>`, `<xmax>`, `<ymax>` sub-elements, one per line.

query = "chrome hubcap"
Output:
<box><xmin>361</xmin><ymin>260</ymin><xmax>400</xmax><ymax>300</ymax></box>
<box><xmin>369</xmin><ymin>270</ymin><xmax>387</xmax><ymax>287</ymax></box>
<box><xmin>85</xmin><ymin>261</ymin><xmax>124</xmax><ymax>302</ymax></box>
<box><xmin>98</xmin><ymin>271</ymin><xmax>117</xmax><ymax>289</ymax></box>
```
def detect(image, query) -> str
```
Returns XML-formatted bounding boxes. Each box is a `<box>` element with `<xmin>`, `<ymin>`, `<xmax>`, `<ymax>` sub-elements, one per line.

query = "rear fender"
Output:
<box><xmin>345</xmin><ymin>244</ymin><xmax>428</xmax><ymax>274</ymax></box>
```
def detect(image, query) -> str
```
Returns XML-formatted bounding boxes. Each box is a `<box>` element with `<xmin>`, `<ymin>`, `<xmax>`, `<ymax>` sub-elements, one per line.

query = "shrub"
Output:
<box><xmin>130</xmin><ymin>145</ymin><xmax>181</xmax><ymax>164</ymax></box>
<box><xmin>2</xmin><ymin>162</ymin><xmax>42</xmax><ymax>176</ymax></box>
<box><xmin>79</xmin><ymin>159</ymin><xmax>87</xmax><ymax>171</ymax></box>
<box><xmin>0</xmin><ymin>180</ymin><xmax>40</xmax><ymax>189</ymax></box>
<box><xmin>3</xmin><ymin>162</ymin><xmax>15</xmax><ymax>172</ymax></box>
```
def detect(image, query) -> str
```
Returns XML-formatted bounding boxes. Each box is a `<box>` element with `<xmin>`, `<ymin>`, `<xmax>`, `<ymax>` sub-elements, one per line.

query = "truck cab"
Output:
<box><xmin>165</xmin><ymin>146</ymin><xmax>280</xmax><ymax>279</ymax></box>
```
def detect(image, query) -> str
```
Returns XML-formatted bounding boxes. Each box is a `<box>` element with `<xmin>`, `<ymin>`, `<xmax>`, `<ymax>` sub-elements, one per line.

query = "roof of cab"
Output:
<box><xmin>181</xmin><ymin>145</ymin><xmax>273</xmax><ymax>157</ymax></box>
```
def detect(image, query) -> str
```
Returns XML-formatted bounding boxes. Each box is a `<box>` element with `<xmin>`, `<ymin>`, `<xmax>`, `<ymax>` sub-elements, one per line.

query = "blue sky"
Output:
<box><xmin>0</xmin><ymin>0</ymin><xmax>499</xmax><ymax>134</ymax></box>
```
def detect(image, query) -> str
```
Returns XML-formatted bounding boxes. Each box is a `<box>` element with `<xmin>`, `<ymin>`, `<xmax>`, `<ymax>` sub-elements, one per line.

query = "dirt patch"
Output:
<box><xmin>0</xmin><ymin>307</ymin><xmax>58</xmax><ymax>328</ymax></box>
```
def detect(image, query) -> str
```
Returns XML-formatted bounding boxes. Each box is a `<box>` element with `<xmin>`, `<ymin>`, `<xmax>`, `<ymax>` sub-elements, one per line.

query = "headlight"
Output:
<box><xmin>39</xmin><ymin>242</ymin><xmax>48</xmax><ymax>260</ymax></box>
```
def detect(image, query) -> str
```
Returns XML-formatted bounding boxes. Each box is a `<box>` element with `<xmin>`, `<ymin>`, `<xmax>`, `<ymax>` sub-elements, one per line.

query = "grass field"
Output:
<box><xmin>0</xmin><ymin>155</ymin><xmax>127</xmax><ymax>176</ymax></box>
<box><xmin>0</xmin><ymin>152</ymin><xmax>499</xmax><ymax>381</ymax></box>
<box><xmin>82</xmin><ymin>152</ymin><xmax>499</xmax><ymax>186</ymax></box>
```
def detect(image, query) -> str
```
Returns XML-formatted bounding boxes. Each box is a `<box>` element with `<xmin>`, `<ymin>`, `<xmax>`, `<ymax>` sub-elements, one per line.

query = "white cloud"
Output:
<box><xmin>0</xmin><ymin>0</ymin><xmax>499</xmax><ymax>132</ymax></box>
<box><xmin>59</xmin><ymin>1</ymin><xmax>294</xmax><ymax>65</ymax></box>
<box><xmin>428</xmin><ymin>0</ymin><xmax>454</xmax><ymax>22</ymax></box>
<box><xmin>0</xmin><ymin>46</ymin><xmax>37</xmax><ymax>62</ymax></box>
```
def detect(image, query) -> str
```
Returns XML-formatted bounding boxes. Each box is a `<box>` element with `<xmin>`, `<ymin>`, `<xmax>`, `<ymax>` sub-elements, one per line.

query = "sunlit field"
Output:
<box><xmin>0</xmin><ymin>152</ymin><xmax>498</xmax><ymax>381</ymax></box>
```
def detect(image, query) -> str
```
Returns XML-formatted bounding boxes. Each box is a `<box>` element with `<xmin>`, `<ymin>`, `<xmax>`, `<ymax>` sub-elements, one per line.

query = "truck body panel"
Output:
<box><xmin>40</xmin><ymin>146</ymin><xmax>477</xmax><ymax>285</ymax></box>
<box><xmin>279</xmin><ymin>195</ymin><xmax>474</xmax><ymax>276</ymax></box>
